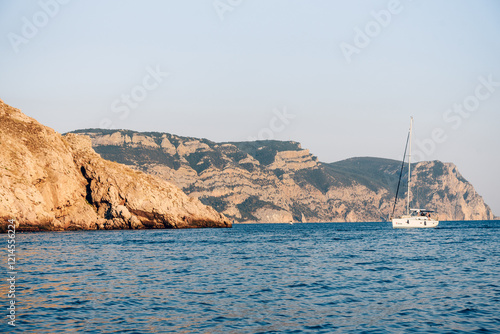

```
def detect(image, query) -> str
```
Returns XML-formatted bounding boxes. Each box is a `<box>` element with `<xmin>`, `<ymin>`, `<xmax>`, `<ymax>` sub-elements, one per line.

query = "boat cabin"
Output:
<box><xmin>410</xmin><ymin>209</ymin><xmax>434</xmax><ymax>218</ymax></box>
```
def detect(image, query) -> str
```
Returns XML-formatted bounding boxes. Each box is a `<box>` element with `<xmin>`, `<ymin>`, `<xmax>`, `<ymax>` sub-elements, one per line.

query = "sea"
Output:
<box><xmin>2</xmin><ymin>221</ymin><xmax>499</xmax><ymax>333</ymax></box>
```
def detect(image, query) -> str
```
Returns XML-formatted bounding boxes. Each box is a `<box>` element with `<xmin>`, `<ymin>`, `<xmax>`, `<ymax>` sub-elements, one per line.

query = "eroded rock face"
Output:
<box><xmin>0</xmin><ymin>99</ymin><xmax>231</xmax><ymax>231</ymax></box>
<box><xmin>410</xmin><ymin>161</ymin><xmax>493</xmax><ymax>221</ymax></box>
<box><xmin>73</xmin><ymin>129</ymin><xmax>495</xmax><ymax>223</ymax></box>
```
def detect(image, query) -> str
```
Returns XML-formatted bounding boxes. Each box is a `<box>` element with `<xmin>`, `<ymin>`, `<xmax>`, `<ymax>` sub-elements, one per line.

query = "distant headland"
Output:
<box><xmin>69</xmin><ymin>128</ymin><xmax>495</xmax><ymax>224</ymax></box>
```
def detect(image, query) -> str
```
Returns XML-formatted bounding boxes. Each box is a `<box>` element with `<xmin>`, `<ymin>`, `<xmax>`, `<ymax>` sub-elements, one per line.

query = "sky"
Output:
<box><xmin>1</xmin><ymin>0</ymin><xmax>499</xmax><ymax>215</ymax></box>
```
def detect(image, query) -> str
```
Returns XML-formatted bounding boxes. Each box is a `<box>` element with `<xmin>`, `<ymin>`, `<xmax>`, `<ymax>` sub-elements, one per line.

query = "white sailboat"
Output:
<box><xmin>391</xmin><ymin>117</ymin><xmax>439</xmax><ymax>229</ymax></box>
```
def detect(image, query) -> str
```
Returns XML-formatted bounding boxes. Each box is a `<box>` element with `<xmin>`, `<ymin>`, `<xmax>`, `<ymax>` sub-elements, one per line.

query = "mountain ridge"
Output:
<box><xmin>70</xmin><ymin>128</ymin><xmax>495</xmax><ymax>223</ymax></box>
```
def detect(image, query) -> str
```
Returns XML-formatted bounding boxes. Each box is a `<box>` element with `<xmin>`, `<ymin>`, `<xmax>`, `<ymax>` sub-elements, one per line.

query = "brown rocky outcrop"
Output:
<box><xmin>73</xmin><ymin>129</ymin><xmax>495</xmax><ymax>223</ymax></box>
<box><xmin>0</xmin><ymin>99</ymin><xmax>231</xmax><ymax>231</ymax></box>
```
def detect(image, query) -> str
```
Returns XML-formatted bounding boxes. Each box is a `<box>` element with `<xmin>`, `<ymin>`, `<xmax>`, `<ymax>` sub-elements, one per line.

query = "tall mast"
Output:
<box><xmin>407</xmin><ymin>117</ymin><xmax>413</xmax><ymax>216</ymax></box>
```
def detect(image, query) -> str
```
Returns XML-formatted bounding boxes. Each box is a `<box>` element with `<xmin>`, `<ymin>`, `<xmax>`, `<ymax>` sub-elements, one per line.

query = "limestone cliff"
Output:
<box><xmin>72</xmin><ymin>129</ymin><xmax>495</xmax><ymax>223</ymax></box>
<box><xmin>0</xmin><ymin>100</ymin><xmax>231</xmax><ymax>231</ymax></box>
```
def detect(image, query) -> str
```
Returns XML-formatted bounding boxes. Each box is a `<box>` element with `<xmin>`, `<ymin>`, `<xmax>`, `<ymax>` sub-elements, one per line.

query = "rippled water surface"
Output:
<box><xmin>2</xmin><ymin>221</ymin><xmax>500</xmax><ymax>333</ymax></box>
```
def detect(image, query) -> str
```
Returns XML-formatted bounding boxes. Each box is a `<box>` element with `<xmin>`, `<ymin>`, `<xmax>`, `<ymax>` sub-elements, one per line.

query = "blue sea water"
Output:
<box><xmin>2</xmin><ymin>221</ymin><xmax>500</xmax><ymax>333</ymax></box>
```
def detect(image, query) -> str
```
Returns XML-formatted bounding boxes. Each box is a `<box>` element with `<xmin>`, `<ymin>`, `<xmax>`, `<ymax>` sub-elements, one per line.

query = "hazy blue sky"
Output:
<box><xmin>1</xmin><ymin>0</ymin><xmax>499</xmax><ymax>215</ymax></box>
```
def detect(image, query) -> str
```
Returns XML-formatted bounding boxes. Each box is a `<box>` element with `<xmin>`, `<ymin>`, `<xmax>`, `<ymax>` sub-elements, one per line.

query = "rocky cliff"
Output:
<box><xmin>0</xmin><ymin>100</ymin><xmax>231</xmax><ymax>231</ymax></box>
<box><xmin>72</xmin><ymin>129</ymin><xmax>495</xmax><ymax>223</ymax></box>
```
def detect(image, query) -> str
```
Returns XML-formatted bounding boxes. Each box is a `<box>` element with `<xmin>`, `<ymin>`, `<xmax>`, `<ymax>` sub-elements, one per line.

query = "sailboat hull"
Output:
<box><xmin>392</xmin><ymin>217</ymin><xmax>439</xmax><ymax>229</ymax></box>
